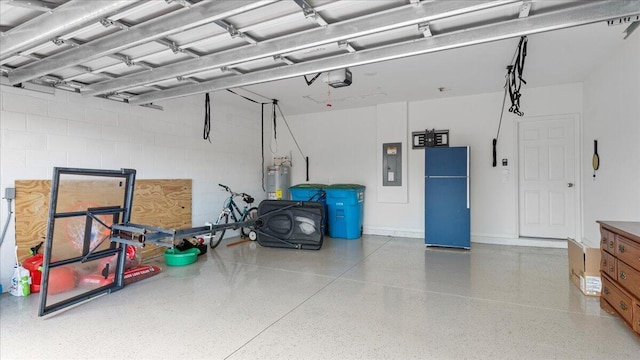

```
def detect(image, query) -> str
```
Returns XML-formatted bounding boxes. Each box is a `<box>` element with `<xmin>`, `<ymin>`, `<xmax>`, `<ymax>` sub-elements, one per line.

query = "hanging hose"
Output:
<box><xmin>203</xmin><ymin>93</ymin><xmax>211</xmax><ymax>143</ymax></box>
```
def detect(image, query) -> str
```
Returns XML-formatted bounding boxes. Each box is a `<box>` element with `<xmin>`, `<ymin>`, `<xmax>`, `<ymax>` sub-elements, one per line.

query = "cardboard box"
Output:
<box><xmin>568</xmin><ymin>237</ymin><xmax>602</xmax><ymax>296</ymax></box>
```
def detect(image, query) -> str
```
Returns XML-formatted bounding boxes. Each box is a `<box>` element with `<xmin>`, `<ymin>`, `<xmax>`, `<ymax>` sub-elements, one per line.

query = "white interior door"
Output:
<box><xmin>518</xmin><ymin>116</ymin><xmax>576</xmax><ymax>239</ymax></box>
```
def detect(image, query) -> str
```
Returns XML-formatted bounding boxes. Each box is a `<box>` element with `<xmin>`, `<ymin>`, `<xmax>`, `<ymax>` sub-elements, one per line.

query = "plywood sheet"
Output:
<box><xmin>14</xmin><ymin>179</ymin><xmax>192</xmax><ymax>262</ymax></box>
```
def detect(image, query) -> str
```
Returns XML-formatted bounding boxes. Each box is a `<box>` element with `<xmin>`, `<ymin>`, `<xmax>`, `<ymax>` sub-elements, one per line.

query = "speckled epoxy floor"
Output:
<box><xmin>1</xmin><ymin>235</ymin><xmax>639</xmax><ymax>359</ymax></box>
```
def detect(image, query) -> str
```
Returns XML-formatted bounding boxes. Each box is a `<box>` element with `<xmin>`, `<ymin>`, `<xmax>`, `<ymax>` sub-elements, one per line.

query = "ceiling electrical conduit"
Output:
<box><xmin>0</xmin><ymin>196</ymin><xmax>14</xmax><ymax>249</ymax></box>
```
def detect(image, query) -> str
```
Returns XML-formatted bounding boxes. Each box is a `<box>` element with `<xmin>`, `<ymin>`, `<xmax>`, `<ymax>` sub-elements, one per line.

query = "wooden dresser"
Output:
<box><xmin>598</xmin><ymin>221</ymin><xmax>640</xmax><ymax>335</ymax></box>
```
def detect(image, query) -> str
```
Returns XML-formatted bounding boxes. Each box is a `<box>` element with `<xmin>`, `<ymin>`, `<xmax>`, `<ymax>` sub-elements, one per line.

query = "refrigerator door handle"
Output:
<box><xmin>466</xmin><ymin>176</ymin><xmax>470</xmax><ymax>209</ymax></box>
<box><xmin>466</xmin><ymin>147</ymin><xmax>470</xmax><ymax>209</ymax></box>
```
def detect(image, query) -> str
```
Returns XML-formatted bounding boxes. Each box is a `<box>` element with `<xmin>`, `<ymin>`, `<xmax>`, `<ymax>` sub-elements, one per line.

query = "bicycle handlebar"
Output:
<box><xmin>218</xmin><ymin>184</ymin><xmax>252</xmax><ymax>201</ymax></box>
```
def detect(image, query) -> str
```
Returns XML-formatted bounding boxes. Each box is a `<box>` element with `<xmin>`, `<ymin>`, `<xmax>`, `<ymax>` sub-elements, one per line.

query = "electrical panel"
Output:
<box><xmin>382</xmin><ymin>143</ymin><xmax>402</xmax><ymax>186</ymax></box>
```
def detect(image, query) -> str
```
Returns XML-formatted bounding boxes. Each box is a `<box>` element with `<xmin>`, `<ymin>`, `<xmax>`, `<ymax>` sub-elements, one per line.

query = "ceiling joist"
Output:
<box><xmin>81</xmin><ymin>0</ymin><xmax>518</xmax><ymax>97</ymax></box>
<box><xmin>127</xmin><ymin>0</ymin><xmax>640</xmax><ymax>106</ymax></box>
<box><xmin>1</xmin><ymin>0</ymin><xmax>59</xmax><ymax>12</ymax></box>
<box><xmin>6</xmin><ymin>0</ymin><xmax>278</xmax><ymax>85</ymax></box>
<box><xmin>0</xmin><ymin>0</ymin><xmax>138</xmax><ymax>62</ymax></box>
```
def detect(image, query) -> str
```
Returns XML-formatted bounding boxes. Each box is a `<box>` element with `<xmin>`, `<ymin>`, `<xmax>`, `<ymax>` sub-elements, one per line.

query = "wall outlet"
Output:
<box><xmin>4</xmin><ymin>188</ymin><xmax>15</xmax><ymax>200</ymax></box>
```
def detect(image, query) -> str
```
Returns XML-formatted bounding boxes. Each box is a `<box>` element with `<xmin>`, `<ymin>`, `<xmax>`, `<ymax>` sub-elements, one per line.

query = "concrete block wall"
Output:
<box><xmin>0</xmin><ymin>86</ymin><xmax>265</xmax><ymax>291</ymax></box>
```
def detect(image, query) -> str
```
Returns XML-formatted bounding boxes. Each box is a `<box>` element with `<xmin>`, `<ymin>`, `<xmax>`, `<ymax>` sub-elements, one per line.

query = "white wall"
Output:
<box><xmin>269</xmin><ymin>83</ymin><xmax>583</xmax><ymax>244</ymax></box>
<box><xmin>582</xmin><ymin>37</ymin><xmax>640</xmax><ymax>245</ymax></box>
<box><xmin>0</xmin><ymin>87</ymin><xmax>265</xmax><ymax>291</ymax></box>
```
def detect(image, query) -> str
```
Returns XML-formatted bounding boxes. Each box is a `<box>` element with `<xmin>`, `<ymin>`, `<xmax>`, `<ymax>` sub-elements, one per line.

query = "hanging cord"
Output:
<box><xmin>225</xmin><ymin>88</ymin><xmax>271</xmax><ymax>190</ymax></box>
<box><xmin>227</xmin><ymin>89</ymin><xmax>262</xmax><ymax>104</ymax></box>
<box><xmin>507</xmin><ymin>36</ymin><xmax>528</xmax><ymax>116</ymax></box>
<box><xmin>272</xmin><ymin>100</ymin><xmax>277</xmax><ymax>140</ymax></box>
<box><xmin>304</xmin><ymin>72</ymin><xmax>322</xmax><ymax>86</ymax></box>
<box><xmin>203</xmin><ymin>93</ymin><xmax>211</xmax><ymax>143</ymax></box>
<box><xmin>270</xmin><ymin>100</ymin><xmax>278</xmax><ymax>153</ymax></box>
<box><xmin>493</xmin><ymin>36</ymin><xmax>528</xmax><ymax>167</ymax></box>
<box><xmin>493</xmin><ymin>75</ymin><xmax>510</xmax><ymax>167</ymax></box>
<box><xmin>261</xmin><ymin>104</ymin><xmax>266</xmax><ymax>191</ymax></box>
<box><xmin>275</xmin><ymin>103</ymin><xmax>310</xmax><ymax>181</ymax></box>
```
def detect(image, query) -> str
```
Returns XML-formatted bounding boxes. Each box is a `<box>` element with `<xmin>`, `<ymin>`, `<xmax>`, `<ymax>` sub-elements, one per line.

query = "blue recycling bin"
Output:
<box><xmin>325</xmin><ymin>184</ymin><xmax>365</xmax><ymax>239</ymax></box>
<box><xmin>289</xmin><ymin>184</ymin><xmax>328</xmax><ymax>234</ymax></box>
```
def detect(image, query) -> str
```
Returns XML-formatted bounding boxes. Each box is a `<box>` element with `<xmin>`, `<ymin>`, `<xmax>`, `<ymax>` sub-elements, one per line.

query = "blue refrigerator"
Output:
<box><xmin>424</xmin><ymin>146</ymin><xmax>470</xmax><ymax>249</ymax></box>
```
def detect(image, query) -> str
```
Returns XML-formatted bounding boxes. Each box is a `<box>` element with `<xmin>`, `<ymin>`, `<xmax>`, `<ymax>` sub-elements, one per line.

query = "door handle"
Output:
<box><xmin>567</xmin><ymin>183</ymin><xmax>574</xmax><ymax>187</ymax></box>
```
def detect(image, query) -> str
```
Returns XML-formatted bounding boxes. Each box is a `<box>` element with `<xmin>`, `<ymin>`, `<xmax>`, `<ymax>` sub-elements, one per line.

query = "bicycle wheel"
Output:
<box><xmin>241</xmin><ymin>207</ymin><xmax>259</xmax><ymax>239</ymax></box>
<box><xmin>210</xmin><ymin>212</ymin><xmax>229</xmax><ymax>249</ymax></box>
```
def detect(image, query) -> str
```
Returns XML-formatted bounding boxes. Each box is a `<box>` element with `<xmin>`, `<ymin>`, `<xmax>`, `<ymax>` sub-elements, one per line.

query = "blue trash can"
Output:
<box><xmin>289</xmin><ymin>184</ymin><xmax>328</xmax><ymax>234</ymax></box>
<box><xmin>325</xmin><ymin>184</ymin><xmax>365</xmax><ymax>239</ymax></box>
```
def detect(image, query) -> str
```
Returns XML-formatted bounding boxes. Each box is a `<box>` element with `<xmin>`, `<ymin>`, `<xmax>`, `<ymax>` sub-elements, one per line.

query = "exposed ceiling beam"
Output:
<box><xmin>0</xmin><ymin>0</ymin><xmax>138</xmax><ymax>62</ymax></box>
<box><xmin>1</xmin><ymin>0</ymin><xmax>59</xmax><ymax>12</ymax></box>
<box><xmin>6</xmin><ymin>0</ymin><xmax>278</xmax><ymax>85</ymax></box>
<box><xmin>63</xmin><ymin>1</ymin><xmax>343</xmax><ymax>79</ymax></box>
<box><xmin>82</xmin><ymin>0</ymin><xmax>518</xmax><ymax>97</ymax></box>
<box><xmin>128</xmin><ymin>0</ymin><xmax>639</xmax><ymax>106</ymax></box>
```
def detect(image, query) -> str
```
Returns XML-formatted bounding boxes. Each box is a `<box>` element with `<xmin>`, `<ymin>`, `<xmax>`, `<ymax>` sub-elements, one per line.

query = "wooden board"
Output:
<box><xmin>14</xmin><ymin>179</ymin><xmax>192</xmax><ymax>262</ymax></box>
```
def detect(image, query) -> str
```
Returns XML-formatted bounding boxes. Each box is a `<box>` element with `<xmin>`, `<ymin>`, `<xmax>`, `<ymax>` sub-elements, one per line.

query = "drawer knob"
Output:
<box><xmin>620</xmin><ymin>271</ymin><xmax>627</xmax><ymax>280</ymax></box>
<box><xmin>609</xmin><ymin>266</ymin><xmax>614</xmax><ymax>272</ymax></box>
<box><xmin>620</xmin><ymin>301</ymin><xmax>628</xmax><ymax>311</ymax></box>
<box><xmin>604</xmin><ymin>287</ymin><xmax>610</xmax><ymax>295</ymax></box>
<box><xmin>610</xmin><ymin>240</ymin><xmax>614</xmax><ymax>247</ymax></box>
<box><xmin>618</xmin><ymin>245</ymin><xmax>625</xmax><ymax>253</ymax></box>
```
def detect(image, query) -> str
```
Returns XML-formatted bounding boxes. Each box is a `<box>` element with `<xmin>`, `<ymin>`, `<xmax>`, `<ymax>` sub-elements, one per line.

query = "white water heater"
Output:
<box><xmin>267</xmin><ymin>165</ymin><xmax>290</xmax><ymax>200</ymax></box>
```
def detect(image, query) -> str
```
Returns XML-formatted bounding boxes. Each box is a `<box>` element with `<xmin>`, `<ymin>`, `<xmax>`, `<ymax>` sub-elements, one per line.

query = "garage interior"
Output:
<box><xmin>1</xmin><ymin>0</ymin><xmax>639</xmax><ymax>358</ymax></box>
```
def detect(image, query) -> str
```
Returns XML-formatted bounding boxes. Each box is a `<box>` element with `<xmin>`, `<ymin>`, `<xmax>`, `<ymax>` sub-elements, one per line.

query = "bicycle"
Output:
<box><xmin>209</xmin><ymin>184</ymin><xmax>258</xmax><ymax>249</ymax></box>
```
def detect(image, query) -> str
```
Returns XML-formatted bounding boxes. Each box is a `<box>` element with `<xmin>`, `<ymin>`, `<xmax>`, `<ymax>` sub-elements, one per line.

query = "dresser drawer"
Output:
<box><xmin>616</xmin><ymin>235</ymin><xmax>640</xmax><ymax>272</ymax></box>
<box><xmin>617</xmin><ymin>260</ymin><xmax>640</xmax><ymax>299</ymax></box>
<box><xmin>601</xmin><ymin>251</ymin><xmax>617</xmax><ymax>280</ymax></box>
<box><xmin>602</xmin><ymin>275</ymin><xmax>634</xmax><ymax>324</ymax></box>
<box><xmin>634</xmin><ymin>302</ymin><xmax>640</xmax><ymax>335</ymax></box>
<box><xmin>601</xmin><ymin>227</ymin><xmax>616</xmax><ymax>254</ymax></box>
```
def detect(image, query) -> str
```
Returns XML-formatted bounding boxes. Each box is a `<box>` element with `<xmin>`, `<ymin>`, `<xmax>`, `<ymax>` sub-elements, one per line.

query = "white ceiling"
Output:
<box><xmin>0</xmin><ymin>0</ymin><xmax>638</xmax><ymax>116</ymax></box>
<box><xmin>238</xmin><ymin>21</ymin><xmax>634</xmax><ymax>115</ymax></box>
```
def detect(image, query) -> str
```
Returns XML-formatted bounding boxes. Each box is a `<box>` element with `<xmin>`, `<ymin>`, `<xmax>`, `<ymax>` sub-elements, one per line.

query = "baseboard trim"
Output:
<box><xmin>364</xmin><ymin>227</ymin><xmax>568</xmax><ymax>249</ymax></box>
<box><xmin>472</xmin><ymin>235</ymin><xmax>567</xmax><ymax>249</ymax></box>
<box><xmin>364</xmin><ymin>226</ymin><xmax>423</xmax><ymax>238</ymax></box>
